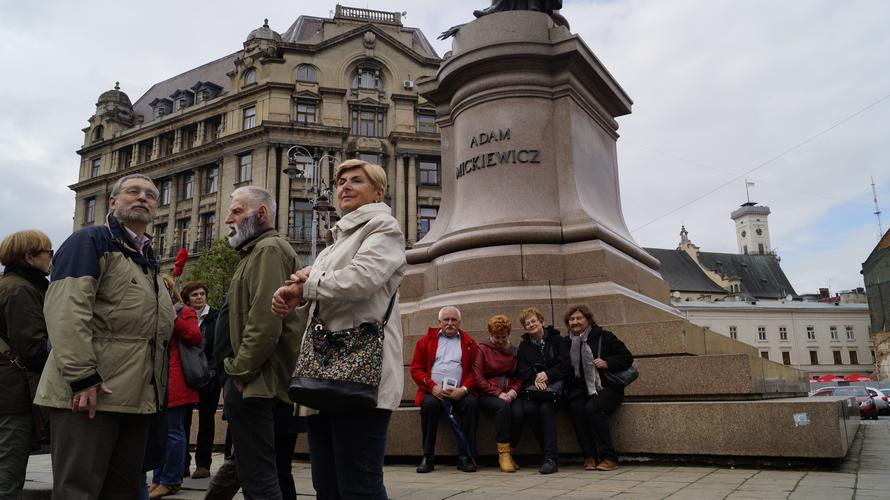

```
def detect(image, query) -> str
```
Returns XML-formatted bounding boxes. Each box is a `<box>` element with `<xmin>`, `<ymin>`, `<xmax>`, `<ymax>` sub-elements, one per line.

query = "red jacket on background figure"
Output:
<box><xmin>409</xmin><ymin>327</ymin><xmax>478</xmax><ymax>406</ymax></box>
<box><xmin>472</xmin><ymin>341</ymin><xmax>523</xmax><ymax>397</ymax></box>
<box><xmin>167</xmin><ymin>306</ymin><xmax>202</xmax><ymax>408</ymax></box>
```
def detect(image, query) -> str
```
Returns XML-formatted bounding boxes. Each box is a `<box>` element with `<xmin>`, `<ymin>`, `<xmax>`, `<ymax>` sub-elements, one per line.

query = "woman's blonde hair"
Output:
<box><xmin>519</xmin><ymin>307</ymin><xmax>545</xmax><ymax>326</ymax></box>
<box><xmin>334</xmin><ymin>159</ymin><xmax>387</xmax><ymax>195</ymax></box>
<box><xmin>487</xmin><ymin>314</ymin><xmax>512</xmax><ymax>336</ymax></box>
<box><xmin>0</xmin><ymin>230</ymin><xmax>52</xmax><ymax>267</ymax></box>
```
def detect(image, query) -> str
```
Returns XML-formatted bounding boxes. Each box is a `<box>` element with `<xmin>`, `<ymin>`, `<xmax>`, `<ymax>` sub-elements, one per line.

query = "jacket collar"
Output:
<box><xmin>105</xmin><ymin>214</ymin><xmax>158</xmax><ymax>269</ymax></box>
<box><xmin>332</xmin><ymin>203</ymin><xmax>391</xmax><ymax>239</ymax></box>
<box><xmin>237</xmin><ymin>228</ymin><xmax>277</xmax><ymax>256</ymax></box>
<box><xmin>3</xmin><ymin>265</ymin><xmax>49</xmax><ymax>294</ymax></box>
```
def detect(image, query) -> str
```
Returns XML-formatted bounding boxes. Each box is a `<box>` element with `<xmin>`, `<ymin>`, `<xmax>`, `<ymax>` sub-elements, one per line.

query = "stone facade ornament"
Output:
<box><xmin>363</xmin><ymin>31</ymin><xmax>376</xmax><ymax>49</ymax></box>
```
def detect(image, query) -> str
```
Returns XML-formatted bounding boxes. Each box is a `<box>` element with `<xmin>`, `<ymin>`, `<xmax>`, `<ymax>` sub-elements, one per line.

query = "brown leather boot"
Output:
<box><xmin>510</xmin><ymin>447</ymin><xmax>520</xmax><ymax>470</ymax></box>
<box><xmin>497</xmin><ymin>442</ymin><xmax>517</xmax><ymax>472</ymax></box>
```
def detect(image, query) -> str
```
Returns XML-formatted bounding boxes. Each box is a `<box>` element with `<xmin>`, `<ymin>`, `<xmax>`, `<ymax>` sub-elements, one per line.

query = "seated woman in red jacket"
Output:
<box><xmin>472</xmin><ymin>314</ymin><xmax>524</xmax><ymax>472</ymax></box>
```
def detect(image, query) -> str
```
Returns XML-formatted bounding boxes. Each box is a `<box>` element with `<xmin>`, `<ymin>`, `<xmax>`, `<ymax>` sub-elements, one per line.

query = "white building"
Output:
<box><xmin>646</xmin><ymin>201</ymin><xmax>874</xmax><ymax>377</ymax></box>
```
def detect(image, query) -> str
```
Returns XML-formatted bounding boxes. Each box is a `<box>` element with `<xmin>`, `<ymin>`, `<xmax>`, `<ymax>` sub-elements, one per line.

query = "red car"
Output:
<box><xmin>812</xmin><ymin>386</ymin><xmax>878</xmax><ymax>420</ymax></box>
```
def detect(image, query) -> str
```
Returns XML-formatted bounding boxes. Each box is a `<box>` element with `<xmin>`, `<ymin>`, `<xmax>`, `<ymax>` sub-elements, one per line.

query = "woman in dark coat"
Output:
<box><xmin>515</xmin><ymin>307</ymin><xmax>570</xmax><ymax>474</ymax></box>
<box><xmin>563</xmin><ymin>304</ymin><xmax>632</xmax><ymax>472</ymax></box>
<box><xmin>0</xmin><ymin>230</ymin><xmax>52</xmax><ymax>499</ymax></box>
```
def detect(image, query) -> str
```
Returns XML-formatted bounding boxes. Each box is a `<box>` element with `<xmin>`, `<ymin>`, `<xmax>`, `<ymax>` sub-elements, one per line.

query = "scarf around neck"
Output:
<box><xmin>570</xmin><ymin>325</ymin><xmax>601</xmax><ymax>395</ymax></box>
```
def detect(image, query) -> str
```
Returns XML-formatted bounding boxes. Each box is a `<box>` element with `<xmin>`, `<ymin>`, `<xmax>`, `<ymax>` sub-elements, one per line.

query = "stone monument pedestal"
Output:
<box><xmin>390</xmin><ymin>11</ymin><xmax>856</xmax><ymax>460</ymax></box>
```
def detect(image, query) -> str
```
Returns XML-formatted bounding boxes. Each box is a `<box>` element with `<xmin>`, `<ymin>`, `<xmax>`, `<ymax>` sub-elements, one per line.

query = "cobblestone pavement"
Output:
<box><xmin>23</xmin><ymin>419</ymin><xmax>890</xmax><ymax>499</ymax></box>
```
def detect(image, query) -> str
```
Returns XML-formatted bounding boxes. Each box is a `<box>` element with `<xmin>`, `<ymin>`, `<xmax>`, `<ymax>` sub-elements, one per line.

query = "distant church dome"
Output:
<box><xmin>97</xmin><ymin>82</ymin><xmax>132</xmax><ymax>107</ymax></box>
<box><xmin>247</xmin><ymin>19</ymin><xmax>282</xmax><ymax>43</ymax></box>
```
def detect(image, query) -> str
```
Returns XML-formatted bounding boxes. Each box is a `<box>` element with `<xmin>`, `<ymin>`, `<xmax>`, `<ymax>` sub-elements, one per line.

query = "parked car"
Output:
<box><xmin>867</xmin><ymin>387</ymin><xmax>890</xmax><ymax>415</ymax></box>
<box><xmin>811</xmin><ymin>386</ymin><xmax>878</xmax><ymax>420</ymax></box>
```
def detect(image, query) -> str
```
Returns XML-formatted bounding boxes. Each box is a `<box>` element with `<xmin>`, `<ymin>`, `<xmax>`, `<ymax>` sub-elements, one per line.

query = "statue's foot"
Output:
<box><xmin>473</xmin><ymin>8</ymin><xmax>492</xmax><ymax>18</ymax></box>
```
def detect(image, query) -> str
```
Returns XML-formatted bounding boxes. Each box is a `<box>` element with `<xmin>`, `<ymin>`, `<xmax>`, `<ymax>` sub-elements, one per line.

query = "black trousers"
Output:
<box><xmin>566</xmin><ymin>386</ymin><xmax>623</xmax><ymax>461</ymax></box>
<box><xmin>183</xmin><ymin>379</ymin><xmax>221</xmax><ymax>469</ymax></box>
<box><xmin>307</xmin><ymin>409</ymin><xmax>391</xmax><ymax>500</ymax></box>
<box><xmin>477</xmin><ymin>395</ymin><xmax>523</xmax><ymax>446</ymax></box>
<box><xmin>516</xmin><ymin>398</ymin><xmax>559</xmax><ymax>461</ymax></box>
<box><xmin>49</xmin><ymin>409</ymin><xmax>152</xmax><ymax>500</ymax></box>
<box><xmin>419</xmin><ymin>393</ymin><xmax>478</xmax><ymax>457</ymax></box>
<box><xmin>224</xmin><ymin>379</ymin><xmax>298</xmax><ymax>500</ymax></box>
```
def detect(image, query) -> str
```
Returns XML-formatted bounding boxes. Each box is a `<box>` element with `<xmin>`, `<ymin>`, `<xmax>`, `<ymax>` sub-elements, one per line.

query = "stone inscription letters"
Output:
<box><xmin>456</xmin><ymin>128</ymin><xmax>542</xmax><ymax>179</ymax></box>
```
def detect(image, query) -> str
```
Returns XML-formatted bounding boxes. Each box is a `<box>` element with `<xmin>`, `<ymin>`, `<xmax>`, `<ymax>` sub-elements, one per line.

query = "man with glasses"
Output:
<box><xmin>409</xmin><ymin>306</ymin><xmax>480</xmax><ymax>473</ymax></box>
<box><xmin>34</xmin><ymin>174</ymin><xmax>175</xmax><ymax>499</ymax></box>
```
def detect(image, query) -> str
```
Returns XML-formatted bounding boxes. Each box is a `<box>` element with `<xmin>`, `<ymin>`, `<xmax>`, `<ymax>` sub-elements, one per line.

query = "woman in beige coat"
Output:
<box><xmin>272</xmin><ymin>159</ymin><xmax>405</xmax><ymax>500</ymax></box>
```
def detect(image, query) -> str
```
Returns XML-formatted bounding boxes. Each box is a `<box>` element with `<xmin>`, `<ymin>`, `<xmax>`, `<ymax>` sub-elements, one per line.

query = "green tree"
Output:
<box><xmin>181</xmin><ymin>239</ymin><xmax>240</xmax><ymax>309</ymax></box>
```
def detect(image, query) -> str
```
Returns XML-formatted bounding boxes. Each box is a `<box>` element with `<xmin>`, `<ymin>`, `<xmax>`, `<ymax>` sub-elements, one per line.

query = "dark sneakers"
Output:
<box><xmin>539</xmin><ymin>458</ymin><xmax>558</xmax><ymax>475</ymax></box>
<box><xmin>416</xmin><ymin>456</ymin><xmax>435</xmax><ymax>473</ymax></box>
<box><xmin>457</xmin><ymin>456</ymin><xmax>477</xmax><ymax>472</ymax></box>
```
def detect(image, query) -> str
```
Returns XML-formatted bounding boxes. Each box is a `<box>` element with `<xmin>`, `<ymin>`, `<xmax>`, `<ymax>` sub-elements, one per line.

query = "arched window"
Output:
<box><xmin>296</xmin><ymin>64</ymin><xmax>317</xmax><ymax>83</ymax></box>
<box><xmin>352</xmin><ymin>65</ymin><xmax>383</xmax><ymax>92</ymax></box>
<box><xmin>243</xmin><ymin>68</ymin><xmax>257</xmax><ymax>86</ymax></box>
<box><xmin>92</xmin><ymin>125</ymin><xmax>104</xmax><ymax>143</ymax></box>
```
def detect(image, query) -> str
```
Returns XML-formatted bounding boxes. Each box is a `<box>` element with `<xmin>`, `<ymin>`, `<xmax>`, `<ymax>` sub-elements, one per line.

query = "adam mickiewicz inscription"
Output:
<box><xmin>456</xmin><ymin>128</ymin><xmax>542</xmax><ymax>179</ymax></box>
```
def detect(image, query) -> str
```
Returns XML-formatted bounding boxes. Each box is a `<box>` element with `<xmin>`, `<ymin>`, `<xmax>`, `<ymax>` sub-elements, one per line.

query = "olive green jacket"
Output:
<box><xmin>35</xmin><ymin>215</ymin><xmax>174</xmax><ymax>413</ymax></box>
<box><xmin>224</xmin><ymin>229</ymin><xmax>303</xmax><ymax>402</ymax></box>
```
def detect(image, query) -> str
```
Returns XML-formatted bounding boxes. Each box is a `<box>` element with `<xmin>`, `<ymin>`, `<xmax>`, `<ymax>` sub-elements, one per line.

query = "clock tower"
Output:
<box><xmin>731</xmin><ymin>202</ymin><xmax>772</xmax><ymax>255</ymax></box>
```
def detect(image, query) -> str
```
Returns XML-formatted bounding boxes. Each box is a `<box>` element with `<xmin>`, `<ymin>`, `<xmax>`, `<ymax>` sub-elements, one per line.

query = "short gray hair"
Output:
<box><xmin>438</xmin><ymin>306</ymin><xmax>462</xmax><ymax>321</ymax></box>
<box><xmin>111</xmin><ymin>174</ymin><xmax>158</xmax><ymax>198</ymax></box>
<box><xmin>231</xmin><ymin>186</ymin><xmax>277</xmax><ymax>219</ymax></box>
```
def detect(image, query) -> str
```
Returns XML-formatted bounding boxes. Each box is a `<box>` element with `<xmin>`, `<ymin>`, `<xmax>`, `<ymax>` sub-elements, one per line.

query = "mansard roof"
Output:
<box><xmin>645</xmin><ymin>248</ymin><xmax>726</xmax><ymax>294</ymax></box>
<box><xmin>281</xmin><ymin>15</ymin><xmax>439</xmax><ymax>60</ymax></box>
<box><xmin>647</xmin><ymin>248</ymin><xmax>799</xmax><ymax>299</ymax></box>
<box><xmin>132</xmin><ymin>52</ymin><xmax>240</xmax><ymax>125</ymax></box>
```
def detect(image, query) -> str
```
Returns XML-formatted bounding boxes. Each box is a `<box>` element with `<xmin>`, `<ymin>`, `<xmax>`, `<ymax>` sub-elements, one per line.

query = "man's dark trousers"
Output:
<box><xmin>223</xmin><ymin>379</ymin><xmax>283</xmax><ymax>500</ymax></box>
<box><xmin>49</xmin><ymin>409</ymin><xmax>152</xmax><ymax>500</ymax></box>
<box><xmin>419</xmin><ymin>393</ymin><xmax>479</xmax><ymax>457</ymax></box>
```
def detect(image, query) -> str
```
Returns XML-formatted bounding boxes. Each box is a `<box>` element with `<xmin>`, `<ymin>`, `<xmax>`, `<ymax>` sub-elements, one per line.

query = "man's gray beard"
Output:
<box><xmin>115</xmin><ymin>207</ymin><xmax>152</xmax><ymax>225</ymax></box>
<box><xmin>227</xmin><ymin>211</ymin><xmax>262</xmax><ymax>247</ymax></box>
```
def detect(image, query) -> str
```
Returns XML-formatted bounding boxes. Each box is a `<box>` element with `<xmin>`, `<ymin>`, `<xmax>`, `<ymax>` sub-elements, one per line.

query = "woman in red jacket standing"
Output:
<box><xmin>150</xmin><ymin>276</ymin><xmax>202</xmax><ymax>498</ymax></box>
<box><xmin>472</xmin><ymin>314</ymin><xmax>524</xmax><ymax>472</ymax></box>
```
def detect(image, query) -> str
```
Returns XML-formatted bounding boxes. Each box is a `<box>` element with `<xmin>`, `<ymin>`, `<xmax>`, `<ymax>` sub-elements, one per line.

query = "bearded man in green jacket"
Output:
<box><xmin>222</xmin><ymin>186</ymin><xmax>303</xmax><ymax>500</ymax></box>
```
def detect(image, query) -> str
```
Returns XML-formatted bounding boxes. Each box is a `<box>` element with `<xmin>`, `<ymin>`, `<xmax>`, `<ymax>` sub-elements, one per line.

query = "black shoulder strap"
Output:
<box><xmin>381</xmin><ymin>292</ymin><xmax>398</xmax><ymax>327</ymax></box>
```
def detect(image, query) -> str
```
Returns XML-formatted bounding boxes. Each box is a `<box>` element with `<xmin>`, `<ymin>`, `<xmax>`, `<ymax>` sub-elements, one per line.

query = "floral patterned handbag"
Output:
<box><xmin>288</xmin><ymin>294</ymin><xmax>397</xmax><ymax>413</ymax></box>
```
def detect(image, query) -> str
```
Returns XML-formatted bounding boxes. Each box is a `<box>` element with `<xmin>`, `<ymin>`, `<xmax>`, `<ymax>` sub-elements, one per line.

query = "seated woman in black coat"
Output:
<box><xmin>515</xmin><ymin>307</ymin><xmax>570</xmax><ymax>474</ymax></box>
<box><xmin>563</xmin><ymin>304</ymin><xmax>632</xmax><ymax>472</ymax></box>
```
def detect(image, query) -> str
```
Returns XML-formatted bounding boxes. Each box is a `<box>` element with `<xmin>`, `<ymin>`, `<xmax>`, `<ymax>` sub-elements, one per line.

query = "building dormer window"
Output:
<box><xmin>150</xmin><ymin>98</ymin><xmax>173</xmax><ymax>119</ymax></box>
<box><xmin>92</xmin><ymin>125</ymin><xmax>104</xmax><ymax>143</ymax></box>
<box><xmin>297</xmin><ymin>64</ymin><xmax>318</xmax><ymax>83</ymax></box>
<box><xmin>170</xmin><ymin>90</ymin><xmax>195</xmax><ymax>111</ymax></box>
<box><xmin>191</xmin><ymin>81</ymin><xmax>223</xmax><ymax>103</ymax></box>
<box><xmin>352</xmin><ymin>66</ymin><xmax>383</xmax><ymax>92</ymax></box>
<box><xmin>243</xmin><ymin>68</ymin><xmax>257</xmax><ymax>86</ymax></box>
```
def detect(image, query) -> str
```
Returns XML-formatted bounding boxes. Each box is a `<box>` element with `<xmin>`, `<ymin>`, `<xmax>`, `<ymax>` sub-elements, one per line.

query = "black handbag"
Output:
<box><xmin>521</xmin><ymin>379</ymin><xmax>565</xmax><ymax>403</ymax></box>
<box><xmin>596</xmin><ymin>336</ymin><xmax>639</xmax><ymax>387</ymax></box>
<box><xmin>176</xmin><ymin>308</ymin><xmax>211</xmax><ymax>389</ymax></box>
<box><xmin>288</xmin><ymin>294</ymin><xmax>397</xmax><ymax>413</ymax></box>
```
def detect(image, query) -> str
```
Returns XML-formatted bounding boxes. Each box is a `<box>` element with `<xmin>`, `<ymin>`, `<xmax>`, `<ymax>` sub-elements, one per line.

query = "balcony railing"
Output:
<box><xmin>335</xmin><ymin>5</ymin><xmax>401</xmax><ymax>25</ymax></box>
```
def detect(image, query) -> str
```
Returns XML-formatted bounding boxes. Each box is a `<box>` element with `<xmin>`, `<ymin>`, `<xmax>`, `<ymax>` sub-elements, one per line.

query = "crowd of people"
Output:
<box><xmin>0</xmin><ymin>160</ymin><xmax>635</xmax><ymax>499</ymax></box>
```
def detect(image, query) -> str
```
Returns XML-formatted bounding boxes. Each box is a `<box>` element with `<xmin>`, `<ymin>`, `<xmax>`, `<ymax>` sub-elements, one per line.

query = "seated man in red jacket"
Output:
<box><xmin>409</xmin><ymin>306</ymin><xmax>479</xmax><ymax>473</ymax></box>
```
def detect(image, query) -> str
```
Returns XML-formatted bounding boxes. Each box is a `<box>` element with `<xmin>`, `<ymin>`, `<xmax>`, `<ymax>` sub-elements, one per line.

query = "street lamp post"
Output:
<box><xmin>282</xmin><ymin>146</ymin><xmax>337</xmax><ymax>263</ymax></box>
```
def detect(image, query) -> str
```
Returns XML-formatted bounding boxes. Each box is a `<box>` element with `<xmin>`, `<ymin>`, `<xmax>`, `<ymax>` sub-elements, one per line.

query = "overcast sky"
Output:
<box><xmin>1</xmin><ymin>0</ymin><xmax>888</xmax><ymax>294</ymax></box>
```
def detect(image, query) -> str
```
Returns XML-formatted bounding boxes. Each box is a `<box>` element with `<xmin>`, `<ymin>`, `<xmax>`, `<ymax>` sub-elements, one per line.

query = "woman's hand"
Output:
<box><xmin>534</xmin><ymin>371</ymin><xmax>549</xmax><ymax>390</ymax></box>
<box><xmin>271</xmin><ymin>282</ymin><xmax>305</xmax><ymax>318</ymax></box>
<box><xmin>285</xmin><ymin>266</ymin><xmax>312</xmax><ymax>286</ymax></box>
<box><xmin>593</xmin><ymin>358</ymin><xmax>609</xmax><ymax>370</ymax></box>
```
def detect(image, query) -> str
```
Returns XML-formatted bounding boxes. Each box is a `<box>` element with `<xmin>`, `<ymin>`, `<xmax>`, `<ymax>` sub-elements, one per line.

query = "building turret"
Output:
<box><xmin>731</xmin><ymin>202</ymin><xmax>772</xmax><ymax>255</ymax></box>
<box><xmin>83</xmin><ymin>82</ymin><xmax>135</xmax><ymax>145</ymax></box>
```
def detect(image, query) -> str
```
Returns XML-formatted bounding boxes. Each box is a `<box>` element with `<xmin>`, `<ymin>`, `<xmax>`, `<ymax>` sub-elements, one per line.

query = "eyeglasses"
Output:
<box><xmin>41</xmin><ymin>249</ymin><xmax>54</xmax><ymax>258</ymax></box>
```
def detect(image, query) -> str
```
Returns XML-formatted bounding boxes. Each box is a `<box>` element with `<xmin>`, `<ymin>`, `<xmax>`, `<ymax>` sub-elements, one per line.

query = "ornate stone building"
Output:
<box><xmin>73</xmin><ymin>5</ymin><xmax>442</xmax><ymax>263</ymax></box>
